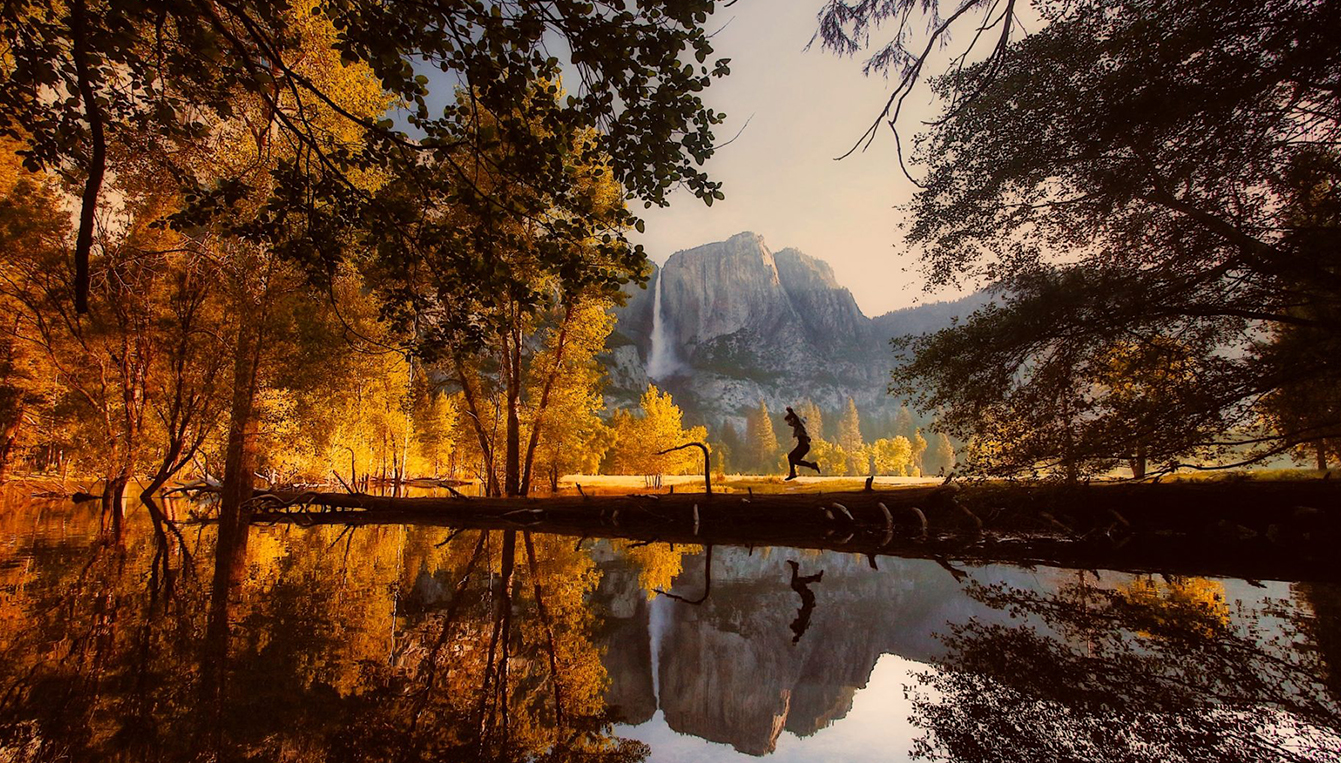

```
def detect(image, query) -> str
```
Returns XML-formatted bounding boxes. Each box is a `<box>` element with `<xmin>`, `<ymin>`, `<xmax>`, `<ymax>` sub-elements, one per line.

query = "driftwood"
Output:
<box><xmin>656</xmin><ymin>442</ymin><xmax>712</xmax><ymax>495</ymax></box>
<box><xmin>238</xmin><ymin>480</ymin><xmax>1341</xmax><ymax>582</ymax></box>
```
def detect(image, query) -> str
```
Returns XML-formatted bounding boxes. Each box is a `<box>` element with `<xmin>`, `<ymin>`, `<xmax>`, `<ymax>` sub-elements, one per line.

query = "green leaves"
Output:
<box><xmin>889</xmin><ymin>0</ymin><xmax>1341</xmax><ymax>476</ymax></box>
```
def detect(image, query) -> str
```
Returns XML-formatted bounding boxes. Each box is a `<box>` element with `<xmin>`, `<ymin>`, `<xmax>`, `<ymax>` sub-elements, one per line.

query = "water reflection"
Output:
<box><xmin>0</xmin><ymin>492</ymin><xmax>1337</xmax><ymax>762</ymax></box>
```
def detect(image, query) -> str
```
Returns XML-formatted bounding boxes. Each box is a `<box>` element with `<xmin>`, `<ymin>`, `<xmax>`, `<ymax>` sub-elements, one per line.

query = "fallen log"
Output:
<box><xmin>240</xmin><ymin>480</ymin><xmax>1341</xmax><ymax>582</ymax></box>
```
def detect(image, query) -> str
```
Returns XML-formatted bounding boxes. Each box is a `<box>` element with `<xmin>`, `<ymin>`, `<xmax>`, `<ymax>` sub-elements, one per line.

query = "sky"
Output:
<box><xmin>410</xmin><ymin>2</ymin><xmax>980</xmax><ymax>316</ymax></box>
<box><xmin>628</xmin><ymin>1</ymin><xmax>960</xmax><ymax>316</ymax></box>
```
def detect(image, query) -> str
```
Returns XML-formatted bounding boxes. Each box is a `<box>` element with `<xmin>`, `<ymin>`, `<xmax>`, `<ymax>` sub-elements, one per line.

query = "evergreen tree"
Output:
<box><xmin>717</xmin><ymin>420</ymin><xmax>744</xmax><ymax>475</ymax></box>
<box><xmin>911</xmin><ymin>429</ymin><xmax>928</xmax><ymax>477</ymax></box>
<box><xmin>745</xmin><ymin>401</ymin><xmax>779</xmax><ymax>474</ymax></box>
<box><xmin>837</xmin><ymin>398</ymin><xmax>865</xmax><ymax>473</ymax></box>
<box><xmin>931</xmin><ymin>432</ymin><xmax>957</xmax><ymax>477</ymax></box>
<box><xmin>895</xmin><ymin>403</ymin><xmax>916</xmax><ymax>442</ymax></box>
<box><xmin>795</xmin><ymin>400</ymin><xmax>825</xmax><ymax>441</ymax></box>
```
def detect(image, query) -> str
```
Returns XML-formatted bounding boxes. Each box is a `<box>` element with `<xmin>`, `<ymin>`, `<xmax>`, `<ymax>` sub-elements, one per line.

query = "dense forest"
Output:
<box><xmin>1</xmin><ymin>0</ymin><xmax>1338</xmax><ymax>508</ymax></box>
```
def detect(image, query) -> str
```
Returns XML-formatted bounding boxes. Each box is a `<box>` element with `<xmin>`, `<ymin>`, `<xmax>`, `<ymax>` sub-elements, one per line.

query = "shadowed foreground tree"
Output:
<box><xmin>909</xmin><ymin>577</ymin><xmax>1341</xmax><ymax>762</ymax></box>
<box><xmin>1</xmin><ymin>0</ymin><xmax>729</xmax><ymax>314</ymax></box>
<box><xmin>881</xmin><ymin>0</ymin><xmax>1341</xmax><ymax>478</ymax></box>
<box><xmin>1</xmin><ymin>0</ymin><xmax>731</xmax><ymax>528</ymax></box>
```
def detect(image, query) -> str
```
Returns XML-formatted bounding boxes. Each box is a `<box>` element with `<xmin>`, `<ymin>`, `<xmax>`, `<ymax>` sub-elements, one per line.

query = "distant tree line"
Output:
<box><xmin>709</xmin><ymin>398</ymin><xmax>956</xmax><ymax>477</ymax></box>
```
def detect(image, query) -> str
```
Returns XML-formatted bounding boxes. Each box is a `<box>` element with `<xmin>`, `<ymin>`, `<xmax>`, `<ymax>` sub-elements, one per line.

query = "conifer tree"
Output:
<box><xmin>795</xmin><ymin>400</ymin><xmax>825</xmax><ymax>440</ymax></box>
<box><xmin>911</xmin><ymin>429</ymin><xmax>928</xmax><ymax>477</ymax></box>
<box><xmin>895</xmin><ymin>403</ymin><xmax>917</xmax><ymax>442</ymax></box>
<box><xmin>931</xmin><ymin>432</ymin><xmax>957</xmax><ymax>476</ymax></box>
<box><xmin>745</xmin><ymin>401</ymin><xmax>779</xmax><ymax>474</ymax></box>
<box><xmin>837</xmin><ymin>398</ymin><xmax>865</xmax><ymax>473</ymax></box>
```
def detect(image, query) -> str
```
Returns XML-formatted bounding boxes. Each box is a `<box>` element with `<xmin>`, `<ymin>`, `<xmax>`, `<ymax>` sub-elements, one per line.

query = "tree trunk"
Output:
<box><xmin>1130</xmin><ymin>445</ymin><xmax>1147</xmax><ymax>479</ymax></box>
<box><xmin>1316</xmin><ymin>441</ymin><xmax>1328</xmax><ymax>471</ymax></box>
<box><xmin>102</xmin><ymin>472</ymin><xmax>128</xmax><ymax>536</ymax></box>
<box><xmin>520</xmin><ymin>304</ymin><xmax>575</xmax><ymax>496</ymax></box>
<box><xmin>0</xmin><ymin>412</ymin><xmax>20</xmax><ymax>483</ymax></box>
<box><xmin>217</xmin><ymin>321</ymin><xmax>263</xmax><ymax>588</ymax></box>
<box><xmin>453</xmin><ymin>353</ymin><xmax>499</xmax><ymax>497</ymax></box>
<box><xmin>503</xmin><ymin>316</ymin><xmax>521</xmax><ymax>498</ymax></box>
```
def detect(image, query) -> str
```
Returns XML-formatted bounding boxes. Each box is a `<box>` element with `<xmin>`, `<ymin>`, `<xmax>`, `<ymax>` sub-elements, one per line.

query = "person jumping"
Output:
<box><xmin>783</xmin><ymin>406</ymin><xmax>821</xmax><ymax>480</ymax></box>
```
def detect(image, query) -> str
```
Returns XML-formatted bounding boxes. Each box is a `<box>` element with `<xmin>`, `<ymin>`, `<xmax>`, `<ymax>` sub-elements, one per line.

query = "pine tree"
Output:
<box><xmin>745</xmin><ymin>401</ymin><xmax>779</xmax><ymax>474</ymax></box>
<box><xmin>717</xmin><ymin>420</ymin><xmax>744</xmax><ymax>475</ymax></box>
<box><xmin>911</xmin><ymin>429</ymin><xmax>928</xmax><ymax>477</ymax></box>
<box><xmin>835</xmin><ymin>398</ymin><xmax>866</xmax><ymax>475</ymax></box>
<box><xmin>795</xmin><ymin>399</ymin><xmax>824</xmax><ymax>440</ymax></box>
<box><xmin>895</xmin><ymin>403</ymin><xmax>916</xmax><ymax>442</ymax></box>
<box><xmin>931</xmin><ymin>432</ymin><xmax>957</xmax><ymax>476</ymax></box>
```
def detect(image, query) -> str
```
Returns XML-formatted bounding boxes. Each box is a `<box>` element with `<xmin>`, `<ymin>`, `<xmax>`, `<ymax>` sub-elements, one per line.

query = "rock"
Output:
<box><xmin>608</xmin><ymin>231</ymin><xmax>990</xmax><ymax>424</ymax></box>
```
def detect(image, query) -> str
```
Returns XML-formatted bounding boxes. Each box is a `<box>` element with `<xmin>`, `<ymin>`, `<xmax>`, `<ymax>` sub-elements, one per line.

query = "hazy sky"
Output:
<box><xmin>630</xmin><ymin>1</ymin><xmax>959</xmax><ymax>316</ymax></box>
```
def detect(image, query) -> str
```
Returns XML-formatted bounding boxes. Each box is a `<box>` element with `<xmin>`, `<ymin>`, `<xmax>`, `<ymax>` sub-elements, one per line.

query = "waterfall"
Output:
<box><xmin>649</xmin><ymin>594</ymin><xmax>668</xmax><ymax>709</ymax></box>
<box><xmin>646</xmin><ymin>269</ymin><xmax>680</xmax><ymax>380</ymax></box>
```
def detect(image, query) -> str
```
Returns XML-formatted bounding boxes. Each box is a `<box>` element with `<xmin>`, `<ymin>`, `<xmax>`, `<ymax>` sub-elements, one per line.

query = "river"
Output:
<box><xmin>0</xmin><ymin>490</ymin><xmax>1337</xmax><ymax>762</ymax></box>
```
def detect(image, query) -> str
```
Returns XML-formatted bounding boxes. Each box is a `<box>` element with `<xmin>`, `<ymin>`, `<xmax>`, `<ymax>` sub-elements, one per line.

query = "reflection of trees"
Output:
<box><xmin>0</xmin><ymin>504</ymin><xmax>646</xmax><ymax>761</ymax></box>
<box><xmin>909</xmin><ymin>577</ymin><xmax>1341</xmax><ymax>762</ymax></box>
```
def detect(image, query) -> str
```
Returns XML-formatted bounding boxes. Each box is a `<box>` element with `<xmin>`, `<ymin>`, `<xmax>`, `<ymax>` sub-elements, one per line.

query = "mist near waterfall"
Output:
<box><xmin>646</xmin><ymin>270</ymin><xmax>685</xmax><ymax>380</ymax></box>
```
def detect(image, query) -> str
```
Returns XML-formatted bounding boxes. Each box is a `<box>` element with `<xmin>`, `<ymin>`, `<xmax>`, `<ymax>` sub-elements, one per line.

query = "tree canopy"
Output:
<box><xmin>881</xmin><ymin>0</ymin><xmax>1341</xmax><ymax>477</ymax></box>
<box><xmin>0</xmin><ymin>0</ymin><xmax>730</xmax><ymax>312</ymax></box>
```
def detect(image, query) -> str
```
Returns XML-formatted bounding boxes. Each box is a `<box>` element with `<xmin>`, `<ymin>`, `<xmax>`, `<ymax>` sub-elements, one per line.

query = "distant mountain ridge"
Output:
<box><xmin>602</xmin><ymin>232</ymin><xmax>989</xmax><ymax>426</ymax></box>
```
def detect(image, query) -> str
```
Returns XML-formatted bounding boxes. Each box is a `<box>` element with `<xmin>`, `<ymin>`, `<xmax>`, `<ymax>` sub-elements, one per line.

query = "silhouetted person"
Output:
<box><xmin>786</xmin><ymin>559</ymin><xmax>823</xmax><ymax>643</ymax></box>
<box><xmin>783</xmin><ymin>406</ymin><xmax>820</xmax><ymax>480</ymax></box>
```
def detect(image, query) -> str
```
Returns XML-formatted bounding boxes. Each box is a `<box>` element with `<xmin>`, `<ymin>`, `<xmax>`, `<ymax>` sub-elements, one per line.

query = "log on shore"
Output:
<box><xmin>244</xmin><ymin>481</ymin><xmax>1341</xmax><ymax>582</ymax></box>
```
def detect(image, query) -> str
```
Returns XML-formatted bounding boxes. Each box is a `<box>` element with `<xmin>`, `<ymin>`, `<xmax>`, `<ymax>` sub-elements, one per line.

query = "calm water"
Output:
<box><xmin>1</xmin><ymin>492</ymin><xmax>1338</xmax><ymax>762</ymax></box>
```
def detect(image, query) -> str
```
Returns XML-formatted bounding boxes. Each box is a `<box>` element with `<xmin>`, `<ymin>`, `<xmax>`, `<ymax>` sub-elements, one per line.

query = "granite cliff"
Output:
<box><xmin>602</xmin><ymin>232</ymin><xmax>989</xmax><ymax>425</ymax></box>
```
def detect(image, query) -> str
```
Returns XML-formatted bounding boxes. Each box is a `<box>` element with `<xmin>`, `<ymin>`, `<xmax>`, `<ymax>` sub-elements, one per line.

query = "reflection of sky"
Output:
<box><xmin>615</xmin><ymin>654</ymin><xmax>931</xmax><ymax>763</ymax></box>
<box><xmin>602</xmin><ymin>553</ymin><xmax>1311</xmax><ymax>763</ymax></box>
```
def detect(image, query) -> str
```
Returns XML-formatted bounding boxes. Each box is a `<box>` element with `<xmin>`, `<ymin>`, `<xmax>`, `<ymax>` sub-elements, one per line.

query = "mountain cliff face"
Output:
<box><xmin>587</xmin><ymin>547</ymin><xmax>1040</xmax><ymax>756</ymax></box>
<box><xmin>604</xmin><ymin>232</ymin><xmax>987</xmax><ymax>425</ymax></box>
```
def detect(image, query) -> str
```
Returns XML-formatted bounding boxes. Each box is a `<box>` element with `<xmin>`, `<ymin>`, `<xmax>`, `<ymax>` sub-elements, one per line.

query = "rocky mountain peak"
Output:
<box><xmin>659</xmin><ymin>231</ymin><xmax>795</xmax><ymax>347</ymax></box>
<box><xmin>602</xmin><ymin>231</ymin><xmax>987</xmax><ymax>424</ymax></box>
<box><xmin>774</xmin><ymin>247</ymin><xmax>841</xmax><ymax>292</ymax></box>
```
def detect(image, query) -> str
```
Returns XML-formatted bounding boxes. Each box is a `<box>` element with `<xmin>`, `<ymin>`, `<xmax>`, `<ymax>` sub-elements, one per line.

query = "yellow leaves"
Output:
<box><xmin>808</xmin><ymin>437</ymin><xmax>849</xmax><ymax>476</ymax></box>
<box><xmin>608</xmin><ymin>384</ymin><xmax>706</xmax><ymax>476</ymax></box>
<box><xmin>613</xmin><ymin>540</ymin><xmax>701</xmax><ymax>599</ymax></box>
<box><xmin>1118</xmin><ymin>575</ymin><xmax>1230</xmax><ymax>640</ymax></box>
<box><xmin>870</xmin><ymin>436</ymin><xmax>914</xmax><ymax>476</ymax></box>
<box><xmin>207</xmin><ymin>0</ymin><xmax>392</xmax><ymax>189</ymax></box>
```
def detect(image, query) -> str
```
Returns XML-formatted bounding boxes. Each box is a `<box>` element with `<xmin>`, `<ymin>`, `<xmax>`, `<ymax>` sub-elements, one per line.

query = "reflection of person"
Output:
<box><xmin>783</xmin><ymin>406</ymin><xmax>821</xmax><ymax>480</ymax></box>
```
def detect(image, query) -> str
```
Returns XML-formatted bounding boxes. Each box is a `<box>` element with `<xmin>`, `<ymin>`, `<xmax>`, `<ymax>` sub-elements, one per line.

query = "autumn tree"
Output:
<box><xmin>870</xmin><ymin>436</ymin><xmax>913</xmax><ymax>476</ymax></box>
<box><xmin>807</xmin><ymin>437</ymin><xmax>849</xmax><ymax>477</ymax></box>
<box><xmin>527</xmin><ymin>301</ymin><xmax>619</xmax><ymax>491</ymax></box>
<box><xmin>1</xmin><ymin>0</ymin><xmax>730</xmax><ymax>313</ymax></box>
<box><xmin>2</xmin><ymin>0</ymin><xmax>732</xmax><ymax>517</ymax></box>
<box><xmin>608</xmin><ymin>385</ymin><xmax>707</xmax><ymax>482</ymax></box>
<box><xmin>386</xmin><ymin>89</ymin><xmax>637</xmax><ymax>496</ymax></box>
